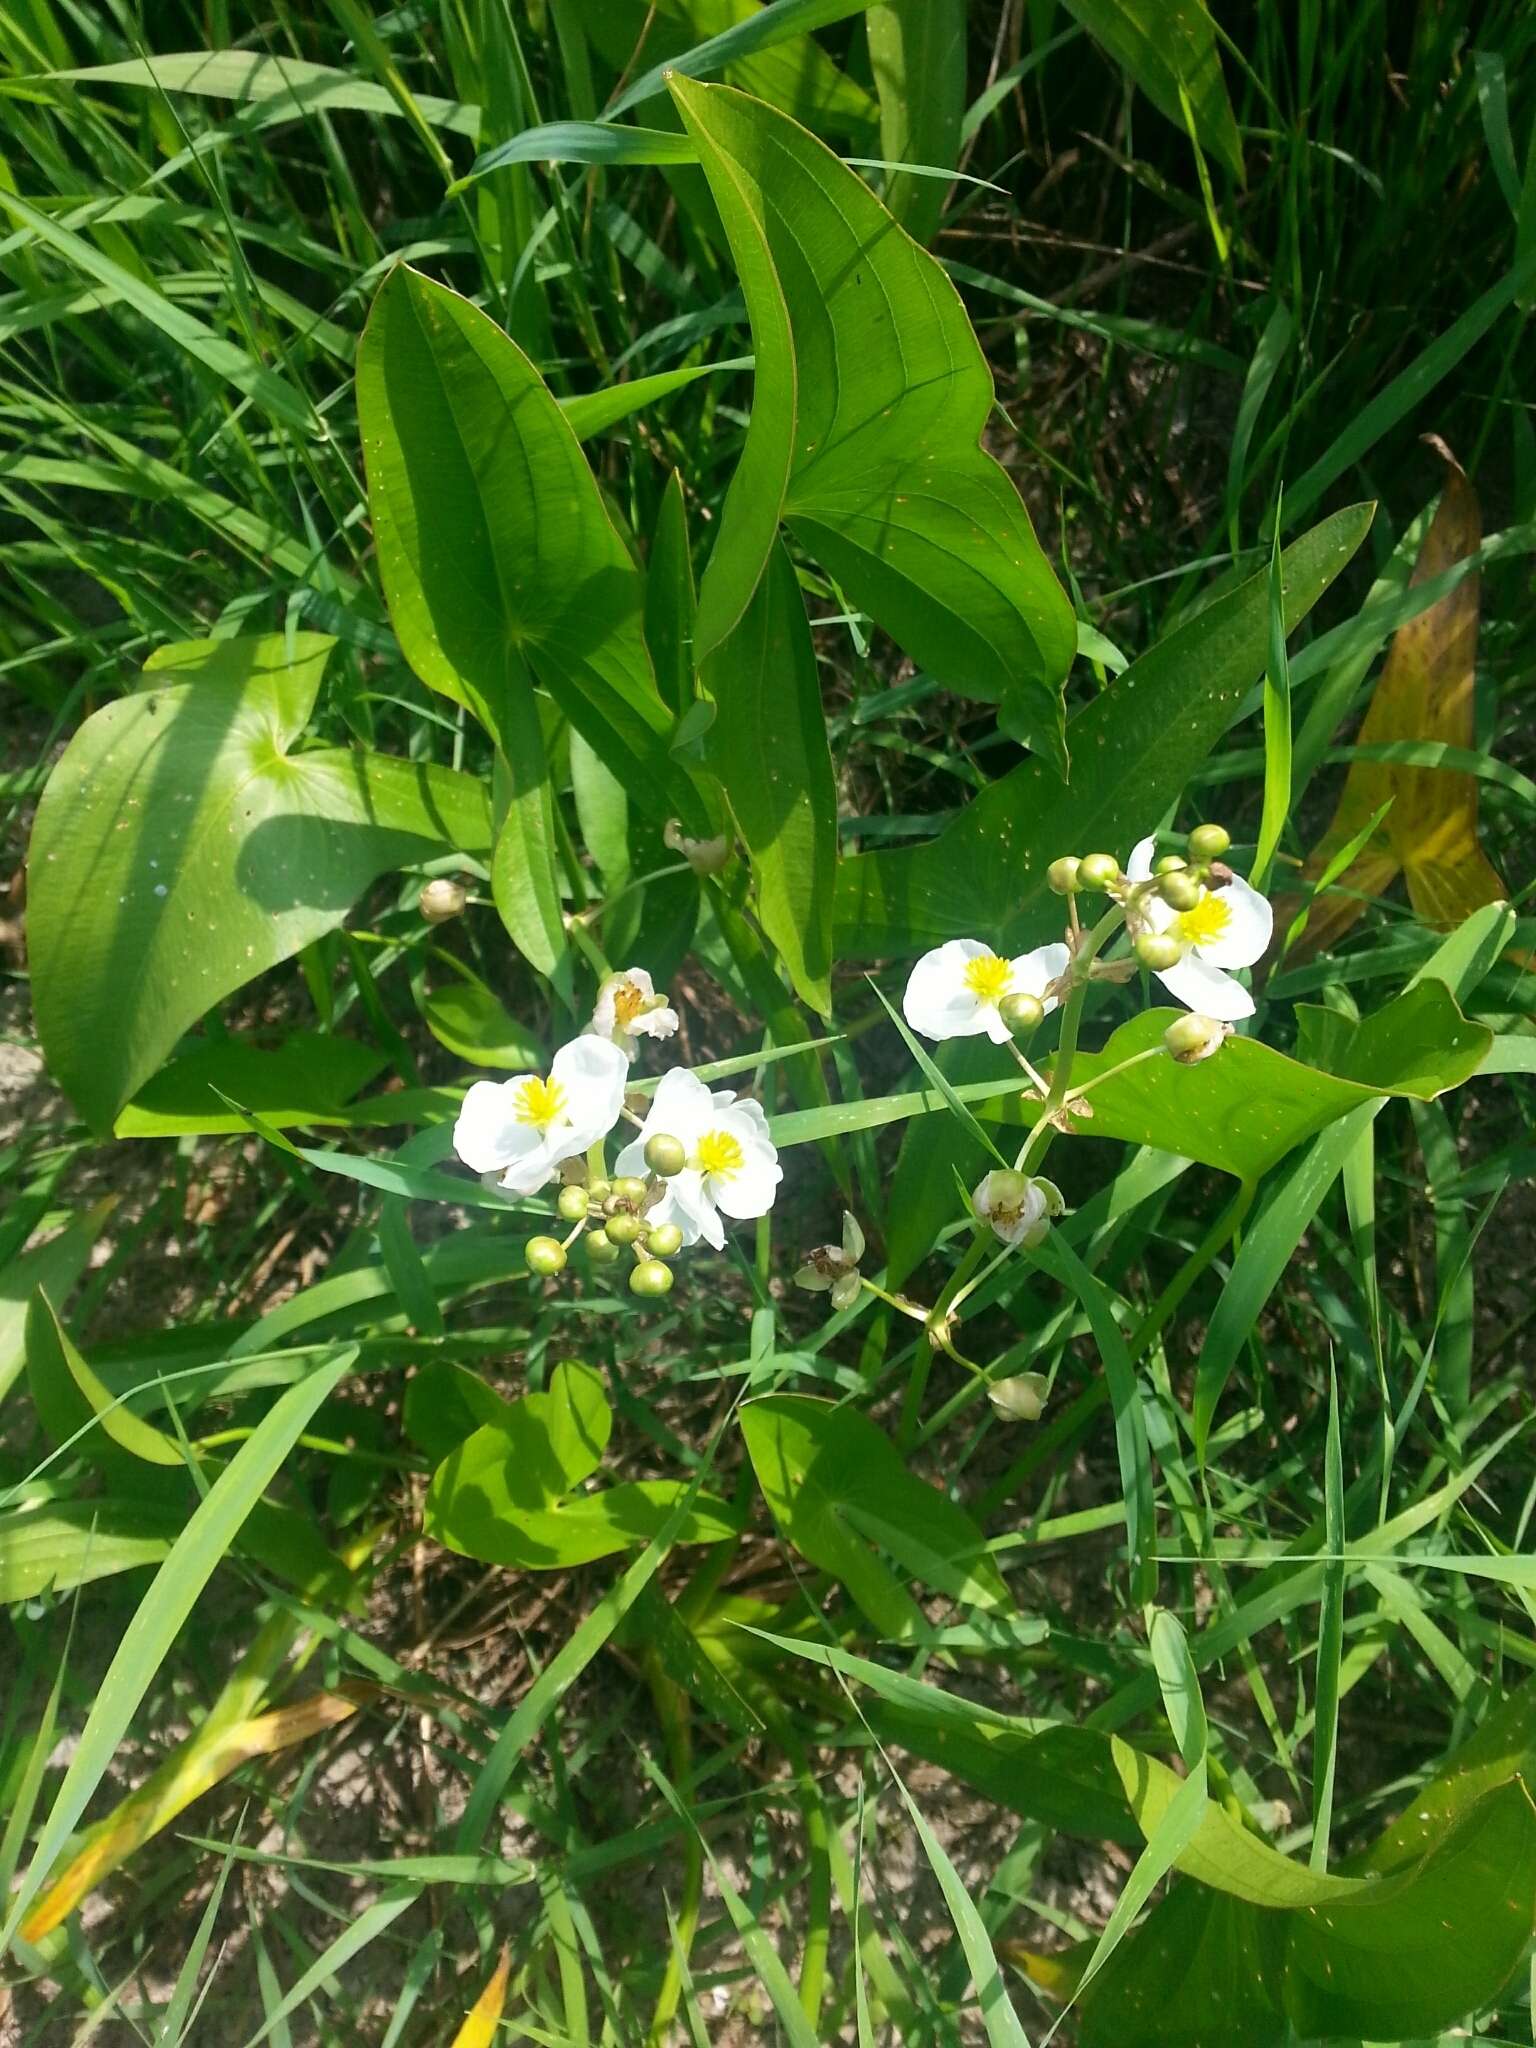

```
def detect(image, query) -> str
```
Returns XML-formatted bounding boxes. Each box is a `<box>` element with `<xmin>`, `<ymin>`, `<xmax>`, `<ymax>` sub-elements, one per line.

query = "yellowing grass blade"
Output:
<box><xmin>1291</xmin><ymin>440</ymin><xmax>1514</xmax><ymax>959</ymax></box>
<box><xmin>451</xmin><ymin>1947</ymin><xmax>511</xmax><ymax>2048</ymax></box>
<box><xmin>20</xmin><ymin>1687</ymin><xmax>363</xmax><ymax>1943</ymax></box>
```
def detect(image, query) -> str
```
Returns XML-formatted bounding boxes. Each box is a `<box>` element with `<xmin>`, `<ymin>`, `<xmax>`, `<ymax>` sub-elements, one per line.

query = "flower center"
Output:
<box><xmin>695</xmin><ymin>1128</ymin><xmax>744</xmax><ymax>1179</ymax></box>
<box><xmin>514</xmin><ymin>1075</ymin><xmax>567</xmax><ymax>1129</ymax></box>
<box><xmin>1175</xmin><ymin>893</ymin><xmax>1232</xmax><ymax>949</ymax></box>
<box><xmin>961</xmin><ymin>953</ymin><xmax>1013</xmax><ymax>1006</ymax></box>
<box><xmin>612</xmin><ymin>979</ymin><xmax>646</xmax><ymax>1028</ymax></box>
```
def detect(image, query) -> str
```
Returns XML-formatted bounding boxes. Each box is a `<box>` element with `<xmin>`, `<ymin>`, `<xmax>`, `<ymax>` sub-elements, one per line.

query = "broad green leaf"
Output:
<box><xmin>704</xmin><ymin>541</ymin><xmax>836</xmax><ymax>1014</ymax></box>
<box><xmin>26</xmin><ymin>1291</ymin><xmax>181</xmax><ymax>1468</ymax></box>
<box><xmin>402</xmin><ymin>1362</ymin><xmax>516</xmax><ymax>1463</ymax></box>
<box><xmin>646</xmin><ymin>469</ymin><xmax>698</xmax><ymax>720</ymax></box>
<box><xmin>670</xmin><ymin>76</ymin><xmax>1076</xmax><ymax>761</ymax></box>
<box><xmin>1359</xmin><ymin>1678</ymin><xmax>1536</xmax><ymax>1875</ymax></box>
<box><xmin>489</xmin><ymin>679</ymin><xmax>567</xmax><ymax>976</ymax></box>
<box><xmin>3</xmin><ymin>1347</ymin><xmax>357</xmax><ymax>1947</ymax></box>
<box><xmin>27</xmin><ymin>632</ymin><xmax>491</xmax><ymax>1134</ymax></box>
<box><xmin>1062</xmin><ymin>0</ymin><xmax>1242</xmax><ymax>181</ymax></box>
<box><xmin>420</xmin><ymin>981</ymin><xmax>545</xmax><ymax>1071</ymax></box>
<box><xmin>0</xmin><ymin>1200</ymin><xmax>116</xmax><ymax>1404</ymax></box>
<box><xmin>427</xmin><ymin>1364</ymin><xmax>738</xmax><ymax>1569</ymax></box>
<box><xmin>986</xmin><ymin>985</ymin><xmax>1492</xmax><ymax>1184</ymax></box>
<box><xmin>114</xmin><ymin>1035</ymin><xmax>388</xmax><ymax>1137</ymax></box>
<box><xmin>834</xmin><ymin>504</ymin><xmax>1373</xmax><ymax>957</ymax></box>
<box><xmin>740</xmin><ymin>1394</ymin><xmax>1013</xmax><ymax>1640</ymax></box>
<box><xmin>867</xmin><ymin>0</ymin><xmax>967</xmax><ymax>243</ymax></box>
<box><xmin>0</xmin><ymin>1501</ymin><xmax>181</xmax><ymax>1600</ymax></box>
<box><xmin>357</xmin><ymin>267</ymin><xmax>702</xmax><ymax>827</ymax></box>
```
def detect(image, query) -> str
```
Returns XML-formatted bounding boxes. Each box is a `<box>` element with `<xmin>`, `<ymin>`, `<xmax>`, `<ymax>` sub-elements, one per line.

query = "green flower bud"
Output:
<box><xmin>585</xmin><ymin>1227</ymin><xmax>621</xmax><ymax>1265</ymax></box>
<box><xmin>586</xmin><ymin>1177</ymin><xmax>612</xmax><ymax>1205</ymax></box>
<box><xmin>629</xmin><ymin>1257</ymin><xmax>675</xmax><ymax>1298</ymax></box>
<box><xmin>1046</xmin><ymin>855</ymin><xmax>1082</xmax><ymax>895</ymax></box>
<box><xmin>525</xmin><ymin>1235</ymin><xmax>567</xmax><ymax>1278</ymax></box>
<box><xmin>1187</xmin><ymin>822</ymin><xmax>1231</xmax><ymax>862</ymax></box>
<box><xmin>1154</xmin><ymin>854</ymin><xmax>1188</xmax><ymax>876</ymax></box>
<box><xmin>1077</xmin><ymin>852</ymin><xmax>1121</xmax><ymax>891</ymax></box>
<box><xmin>645</xmin><ymin>1220</ymin><xmax>685</xmax><ymax>1258</ymax></box>
<box><xmin>1135</xmin><ymin>930</ymin><xmax>1184</xmax><ymax>972</ymax></box>
<box><xmin>556</xmin><ymin>1184</ymin><xmax>590</xmax><ymax>1223</ymax></box>
<box><xmin>604</xmin><ymin>1211</ymin><xmax>644</xmax><ymax>1246</ymax></box>
<box><xmin>1158</xmin><ymin>870</ymin><xmax>1203</xmax><ymax>912</ymax></box>
<box><xmin>999</xmin><ymin>991</ymin><xmax>1045</xmax><ymax>1040</ymax></box>
<box><xmin>612</xmin><ymin>1175</ymin><xmax>649</xmax><ymax>1205</ymax></box>
<box><xmin>644</xmin><ymin>1133</ymin><xmax>688</xmax><ymax>1178</ymax></box>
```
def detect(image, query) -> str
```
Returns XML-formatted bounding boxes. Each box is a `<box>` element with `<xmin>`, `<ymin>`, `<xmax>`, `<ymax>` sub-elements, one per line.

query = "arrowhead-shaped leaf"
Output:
<box><xmin>27</xmin><ymin>631</ymin><xmax>491</xmax><ymax>1134</ymax></box>
<box><xmin>671</xmin><ymin>75</ymin><xmax>1076</xmax><ymax>763</ymax></box>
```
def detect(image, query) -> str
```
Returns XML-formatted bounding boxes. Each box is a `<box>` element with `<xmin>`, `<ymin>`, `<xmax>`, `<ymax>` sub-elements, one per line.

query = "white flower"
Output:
<box><xmin>1127</xmin><ymin>838</ymin><xmax>1273</xmax><ymax>1022</ymax></box>
<box><xmin>615</xmin><ymin>1067</ymin><xmax>782</xmax><ymax>1250</ymax></box>
<box><xmin>590</xmin><ymin>966</ymin><xmax>680</xmax><ymax>1058</ymax></box>
<box><xmin>795</xmin><ymin>1212</ymin><xmax>865</xmax><ymax>1310</ymax></box>
<box><xmin>972</xmin><ymin>1169</ymin><xmax>1059</xmax><ymax>1248</ymax></box>
<box><xmin>453</xmin><ymin>1035</ymin><xmax>628</xmax><ymax>1197</ymax></box>
<box><xmin>903</xmin><ymin>938</ymin><xmax>1071</xmax><ymax>1046</ymax></box>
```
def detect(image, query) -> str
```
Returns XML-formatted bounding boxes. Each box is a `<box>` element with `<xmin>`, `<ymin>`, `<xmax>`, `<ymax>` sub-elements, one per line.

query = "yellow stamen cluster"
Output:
<box><xmin>962</xmin><ymin>953</ymin><xmax>1013</xmax><ymax>1005</ymax></box>
<box><xmin>1174</xmin><ymin>893</ymin><xmax>1232</xmax><ymax>949</ymax></box>
<box><xmin>514</xmin><ymin>1075</ymin><xmax>567</xmax><ymax>1128</ymax></box>
<box><xmin>695</xmin><ymin>1129</ymin><xmax>744</xmax><ymax>1178</ymax></box>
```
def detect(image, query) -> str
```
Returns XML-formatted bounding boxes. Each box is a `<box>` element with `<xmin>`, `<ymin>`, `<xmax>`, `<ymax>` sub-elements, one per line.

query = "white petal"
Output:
<box><xmin>632</xmin><ymin>1003</ymin><xmax>679</xmax><ymax>1041</ymax></box>
<box><xmin>498</xmin><ymin>1136</ymin><xmax>558</xmax><ymax>1197</ymax></box>
<box><xmin>612</xmin><ymin>1130</ymin><xmax>647</xmax><ymax>1179</ymax></box>
<box><xmin>619</xmin><ymin>967</ymin><xmax>656</xmax><ymax>1000</ymax></box>
<box><xmin>842</xmin><ymin>1212</ymin><xmax>865</xmax><ymax>1262</ymax></box>
<box><xmin>649</xmin><ymin>1066</ymin><xmax>715</xmax><ymax>1144</ymax></box>
<box><xmin>1008</xmin><ymin>942</ymin><xmax>1070</xmax><ymax>1009</ymax></box>
<box><xmin>550</xmin><ymin>1034</ymin><xmax>629</xmax><ymax>1145</ymax></box>
<box><xmin>795</xmin><ymin>1263</ymin><xmax>832</xmax><ymax>1292</ymax></box>
<box><xmin>830</xmin><ymin>1271</ymin><xmax>861</xmax><ymax>1311</ymax></box>
<box><xmin>711</xmin><ymin>1144</ymin><xmax>783</xmax><ymax>1220</ymax></box>
<box><xmin>903</xmin><ymin>941</ymin><xmax>993</xmax><ymax>1042</ymax></box>
<box><xmin>664</xmin><ymin>1170</ymin><xmax>725</xmax><ymax>1250</ymax></box>
<box><xmin>453</xmin><ymin>1076</ymin><xmax>534</xmax><ymax>1173</ymax></box>
<box><xmin>1198</xmin><ymin>876</ymin><xmax>1273</xmax><ymax>969</ymax></box>
<box><xmin>1126</xmin><ymin>836</ymin><xmax>1157</xmax><ymax>883</ymax></box>
<box><xmin>982</xmin><ymin>1007</ymin><xmax>1013</xmax><ymax>1044</ymax></box>
<box><xmin>1156</xmin><ymin>952</ymin><xmax>1255</xmax><ymax>1021</ymax></box>
<box><xmin>1139</xmin><ymin>890</ymin><xmax>1176</xmax><ymax>935</ymax></box>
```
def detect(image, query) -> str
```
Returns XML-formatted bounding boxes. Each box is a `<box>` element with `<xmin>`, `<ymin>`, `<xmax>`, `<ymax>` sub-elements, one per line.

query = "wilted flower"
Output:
<box><xmin>615</xmin><ymin>1067</ymin><xmax>781</xmax><ymax>1250</ymax></box>
<box><xmin>972</xmin><ymin>1169</ymin><xmax>1064</xmax><ymax>1248</ymax></box>
<box><xmin>903</xmin><ymin>938</ymin><xmax>1070</xmax><ymax>1046</ymax></box>
<box><xmin>590</xmin><ymin>966</ymin><xmax>680</xmax><ymax>1058</ymax></box>
<box><xmin>664</xmin><ymin>819</ymin><xmax>732</xmax><ymax>875</ymax></box>
<box><xmin>453</xmin><ymin>1035</ymin><xmax>628</xmax><ymax>1197</ymax></box>
<box><xmin>1164</xmin><ymin>1012</ymin><xmax>1233</xmax><ymax>1064</ymax></box>
<box><xmin>988</xmin><ymin>1373</ymin><xmax>1047</xmax><ymax>1422</ymax></box>
<box><xmin>1126</xmin><ymin>837</ymin><xmax>1271</xmax><ymax>1021</ymax></box>
<box><xmin>794</xmin><ymin>1212</ymin><xmax>866</xmax><ymax>1310</ymax></box>
<box><xmin>418</xmin><ymin>876</ymin><xmax>467</xmax><ymax>923</ymax></box>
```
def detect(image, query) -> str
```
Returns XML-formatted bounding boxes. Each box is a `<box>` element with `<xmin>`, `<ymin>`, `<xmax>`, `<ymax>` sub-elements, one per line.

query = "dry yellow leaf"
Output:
<box><xmin>21</xmin><ymin>1687</ymin><xmax>363</xmax><ymax>1943</ymax></box>
<box><xmin>1288</xmin><ymin>439</ymin><xmax>1510</xmax><ymax>961</ymax></box>
<box><xmin>450</xmin><ymin>1946</ymin><xmax>511</xmax><ymax>2048</ymax></box>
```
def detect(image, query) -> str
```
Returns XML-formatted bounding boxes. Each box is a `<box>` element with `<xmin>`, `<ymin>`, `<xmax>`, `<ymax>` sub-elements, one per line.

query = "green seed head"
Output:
<box><xmin>643</xmin><ymin>1133</ymin><xmax>688</xmax><ymax>1178</ymax></box>
<box><xmin>1164</xmin><ymin>1012</ymin><xmax>1230</xmax><ymax>1063</ymax></box>
<box><xmin>1135</xmin><ymin>931</ymin><xmax>1184</xmax><ymax>972</ymax></box>
<box><xmin>1046</xmin><ymin>855</ymin><xmax>1081</xmax><ymax>895</ymax></box>
<box><xmin>556</xmin><ymin>1184</ymin><xmax>590</xmax><ymax>1223</ymax></box>
<box><xmin>1187</xmin><ymin>822</ymin><xmax>1231</xmax><ymax>862</ymax></box>
<box><xmin>629</xmin><ymin>1258</ymin><xmax>675</xmax><ymax>1298</ymax></box>
<box><xmin>1158</xmin><ymin>870</ymin><xmax>1203</xmax><ymax>913</ymax></box>
<box><xmin>998</xmin><ymin>991</ymin><xmax>1045</xmax><ymax>1039</ymax></box>
<box><xmin>645</xmin><ymin>1220</ymin><xmax>685</xmax><ymax>1258</ymax></box>
<box><xmin>1076</xmin><ymin>852</ymin><xmax>1121</xmax><ymax>892</ymax></box>
<box><xmin>585</xmin><ymin>1227</ymin><xmax>621</xmax><ymax>1265</ymax></box>
<box><xmin>604</xmin><ymin>1211</ymin><xmax>644</xmax><ymax>1247</ymax></box>
<box><xmin>525</xmin><ymin>1235</ymin><xmax>567</xmax><ymax>1278</ymax></box>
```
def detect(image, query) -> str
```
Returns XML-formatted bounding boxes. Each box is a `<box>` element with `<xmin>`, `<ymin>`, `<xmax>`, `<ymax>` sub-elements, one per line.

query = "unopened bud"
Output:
<box><xmin>419</xmin><ymin>877</ymin><xmax>467</xmax><ymax>923</ymax></box>
<box><xmin>988</xmin><ymin>1373</ymin><xmax>1047</xmax><ymax>1422</ymax></box>
<box><xmin>1047</xmin><ymin>855</ymin><xmax>1082</xmax><ymax>895</ymax></box>
<box><xmin>644</xmin><ymin>1133</ymin><xmax>688</xmax><ymax>1177</ymax></box>
<box><xmin>1164</xmin><ymin>1013</ymin><xmax>1232</xmax><ymax>1064</ymax></box>
<box><xmin>1187</xmin><ymin>823</ymin><xmax>1231</xmax><ymax>862</ymax></box>
<box><xmin>645</xmin><ymin>1220</ymin><xmax>685</xmax><ymax>1258</ymax></box>
<box><xmin>612</xmin><ymin>1176</ymin><xmax>649</xmax><ymax>1204</ymax></box>
<box><xmin>664</xmin><ymin>819</ymin><xmax>732</xmax><ymax>875</ymax></box>
<box><xmin>1135</xmin><ymin>931</ymin><xmax>1184</xmax><ymax>972</ymax></box>
<box><xmin>556</xmin><ymin>1184</ymin><xmax>590</xmax><ymax>1223</ymax></box>
<box><xmin>999</xmin><ymin>991</ymin><xmax>1045</xmax><ymax>1040</ymax></box>
<box><xmin>1158</xmin><ymin>870</ymin><xmax>1203</xmax><ymax>912</ymax></box>
<box><xmin>604</xmin><ymin>1211</ymin><xmax>644</xmax><ymax>1246</ymax></box>
<box><xmin>972</xmin><ymin>1169</ymin><xmax>1051</xmax><ymax>1248</ymax></box>
<box><xmin>629</xmin><ymin>1257</ymin><xmax>675</xmax><ymax>1298</ymax></box>
<box><xmin>585</xmin><ymin>1227</ymin><xmax>621</xmax><ymax>1265</ymax></box>
<box><xmin>1154</xmin><ymin>854</ymin><xmax>1188</xmax><ymax>876</ymax></box>
<box><xmin>1077</xmin><ymin>852</ymin><xmax>1121</xmax><ymax>892</ymax></box>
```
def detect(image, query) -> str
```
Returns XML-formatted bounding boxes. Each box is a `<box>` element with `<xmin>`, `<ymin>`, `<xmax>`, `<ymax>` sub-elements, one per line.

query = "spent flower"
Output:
<box><xmin>794</xmin><ymin>1212</ymin><xmax>866</xmax><ymax>1311</ymax></box>
<box><xmin>590</xmin><ymin>966</ymin><xmax>680</xmax><ymax>1058</ymax></box>
<box><xmin>972</xmin><ymin>1169</ymin><xmax>1064</xmax><ymax>1248</ymax></box>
